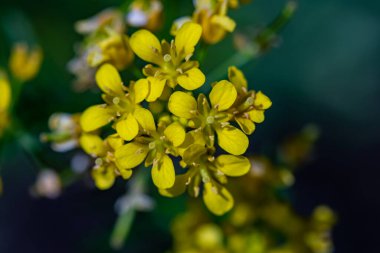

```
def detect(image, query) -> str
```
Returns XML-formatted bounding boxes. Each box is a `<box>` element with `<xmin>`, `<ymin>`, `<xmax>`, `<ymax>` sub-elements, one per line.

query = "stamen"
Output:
<box><xmin>95</xmin><ymin>158</ymin><xmax>103</xmax><ymax>167</ymax></box>
<box><xmin>206</xmin><ymin>116</ymin><xmax>214</xmax><ymax>124</ymax></box>
<box><xmin>112</xmin><ymin>97</ymin><xmax>120</xmax><ymax>105</ymax></box>
<box><xmin>148</xmin><ymin>141</ymin><xmax>156</xmax><ymax>150</ymax></box>
<box><xmin>163</xmin><ymin>54</ymin><xmax>172</xmax><ymax>62</ymax></box>
<box><xmin>246</xmin><ymin>97</ymin><xmax>254</xmax><ymax>105</ymax></box>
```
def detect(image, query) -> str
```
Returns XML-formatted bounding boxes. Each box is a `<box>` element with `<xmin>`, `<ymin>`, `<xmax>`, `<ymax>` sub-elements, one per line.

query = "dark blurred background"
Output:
<box><xmin>0</xmin><ymin>0</ymin><xmax>379</xmax><ymax>252</ymax></box>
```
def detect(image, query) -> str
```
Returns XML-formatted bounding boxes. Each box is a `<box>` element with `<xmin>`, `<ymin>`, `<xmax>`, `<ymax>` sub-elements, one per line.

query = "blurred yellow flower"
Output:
<box><xmin>87</xmin><ymin>34</ymin><xmax>134</xmax><ymax>70</ymax></box>
<box><xmin>9</xmin><ymin>42</ymin><xmax>42</xmax><ymax>82</ymax></box>
<box><xmin>172</xmin><ymin>0</ymin><xmax>236</xmax><ymax>44</ymax></box>
<box><xmin>0</xmin><ymin>71</ymin><xmax>11</xmax><ymax>137</ymax></box>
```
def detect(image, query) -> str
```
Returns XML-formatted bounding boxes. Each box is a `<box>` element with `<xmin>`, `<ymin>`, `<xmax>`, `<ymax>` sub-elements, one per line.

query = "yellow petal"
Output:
<box><xmin>228</xmin><ymin>66</ymin><xmax>247</xmax><ymax>90</ymax></box>
<box><xmin>168</xmin><ymin>91</ymin><xmax>197</xmax><ymax>119</ymax></box>
<box><xmin>115</xmin><ymin>142</ymin><xmax>149</xmax><ymax>169</ymax></box>
<box><xmin>177</xmin><ymin>68</ymin><xmax>205</xmax><ymax>90</ymax></box>
<box><xmin>80</xmin><ymin>105</ymin><xmax>113</xmax><ymax>132</ymax></box>
<box><xmin>105</xmin><ymin>134</ymin><xmax>124</xmax><ymax>151</ymax></box>
<box><xmin>95</xmin><ymin>63</ymin><xmax>124</xmax><ymax>96</ymax></box>
<box><xmin>116</xmin><ymin>114</ymin><xmax>139</xmax><ymax>141</ymax></box>
<box><xmin>175</xmin><ymin>22</ymin><xmax>202</xmax><ymax>56</ymax></box>
<box><xmin>133</xmin><ymin>79</ymin><xmax>149</xmax><ymax>103</ymax></box>
<box><xmin>92</xmin><ymin>165</ymin><xmax>115</xmax><ymax>190</ymax></box>
<box><xmin>236</xmin><ymin>117</ymin><xmax>256</xmax><ymax>134</ymax></box>
<box><xmin>254</xmin><ymin>91</ymin><xmax>272</xmax><ymax>109</ymax></box>
<box><xmin>211</xmin><ymin>15</ymin><xmax>236</xmax><ymax>32</ymax></box>
<box><xmin>79</xmin><ymin>134</ymin><xmax>106</xmax><ymax>157</ymax></box>
<box><xmin>203</xmin><ymin>182</ymin><xmax>234</xmax><ymax>216</ymax></box>
<box><xmin>151</xmin><ymin>155</ymin><xmax>175</xmax><ymax>189</ymax></box>
<box><xmin>134</xmin><ymin>107</ymin><xmax>156</xmax><ymax>132</ymax></box>
<box><xmin>0</xmin><ymin>73</ymin><xmax>11</xmax><ymax>111</ymax></box>
<box><xmin>164</xmin><ymin>122</ymin><xmax>186</xmax><ymax>147</ymax></box>
<box><xmin>146</xmin><ymin>77</ymin><xmax>166</xmax><ymax>102</ymax></box>
<box><xmin>216</xmin><ymin>126</ymin><xmax>248</xmax><ymax>155</ymax></box>
<box><xmin>158</xmin><ymin>172</ymin><xmax>190</xmax><ymax>197</ymax></box>
<box><xmin>209</xmin><ymin>80</ymin><xmax>237</xmax><ymax>111</ymax></box>
<box><xmin>130</xmin><ymin>29</ymin><xmax>162</xmax><ymax>65</ymax></box>
<box><xmin>215</xmin><ymin>155</ymin><xmax>251</xmax><ymax>177</ymax></box>
<box><xmin>248</xmin><ymin>109</ymin><xmax>265</xmax><ymax>123</ymax></box>
<box><xmin>118</xmin><ymin>168</ymin><xmax>133</xmax><ymax>180</ymax></box>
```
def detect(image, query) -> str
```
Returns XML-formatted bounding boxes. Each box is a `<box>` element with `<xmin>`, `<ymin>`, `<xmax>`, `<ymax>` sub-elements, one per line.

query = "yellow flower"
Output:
<box><xmin>9</xmin><ymin>42</ymin><xmax>42</xmax><ymax>82</ymax></box>
<box><xmin>0</xmin><ymin>71</ymin><xmax>11</xmax><ymax>137</ymax></box>
<box><xmin>168</xmin><ymin>80</ymin><xmax>248</xmax><ymax>155</ymax></box>
<box><xmin>172</xmin><ymin>0</ymin><xmax>236</xmax><ymax>45</ymax></box>
<box><xmin>160</xmin><ymin>143</ymin><xmax>250</xmax><ymax>215</ymax></box>
<box><xmin>127</xmin><ymin>0</ymin><xmax>163</xmax><ymax>31</ymax></box>
<box><xmin>227</xmin><ymin>66</ymin><xmax>272</xmax><ymax>135</ymax></box>
<box><xmin>80</xmin><ymin>133</ymin><xmax>131</xmax><ymax>190</ymax></box>
<box><xmin>87</xmin><ymin>34</ymin><xmax>134</xmax><ymax>70</ymax></box>
<box><xmin>80</xmin><ymin>64</ymin><xmax>149</xmax><ymax>141</ymax></box>
<box><xmin>114</xmin><ymin>113</ymin><xmax>186</xmax><ymax>189</ymax></box>
<box><xmin>129</xmin><ymin>22</ymin><xmax>205</xmax><ymax>101</ymax></box>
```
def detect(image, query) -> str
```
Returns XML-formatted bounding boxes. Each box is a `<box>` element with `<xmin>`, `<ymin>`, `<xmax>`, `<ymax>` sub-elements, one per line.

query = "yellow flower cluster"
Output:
<box><xmin>79</xmin><ymin>22</ymin><xmax>271</xmax><ymax>215</ymax></box>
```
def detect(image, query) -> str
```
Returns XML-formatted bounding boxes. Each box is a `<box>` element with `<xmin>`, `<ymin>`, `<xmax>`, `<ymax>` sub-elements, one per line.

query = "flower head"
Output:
<box><xmin>172</xmin><ymin>0</ymin><xmax>236</xmax><ymax>44</ymax></box>
<box><xmin>115</xmin><ymin>112</ymin><xmax>186</xmax><ymax>189</ymax></box>
<box><xmin>130</xmin><ymin>22</ymin><xmax>205</xmax><ymax>101</ymax></box>
<box><xmin>80</xmin><ymin>133</ymin><xmax>130</xmax><ymax>189</ymax></box>
<box><xmin>168</xmin><ymin>80</ymin><xmax>249</xmax><ymax>155</ymax></box>
<box><xmin>9</xmin><ymin>42</ymin><xmax>42</xmax><ymax>82</ymax></box>
<box><xmin>160</xmin><ymin>143</ymin><xmax>250</xmax><ymax>215</ymax></box>
<box><xmin>80</xmin><ymin>64</ymin><xmax>149</xmax><ymax>141</ymax></box>
<box><xmin>227</xmin><ymin>66</ymin><xmax>272</xmax><ymax>135</ymax></box>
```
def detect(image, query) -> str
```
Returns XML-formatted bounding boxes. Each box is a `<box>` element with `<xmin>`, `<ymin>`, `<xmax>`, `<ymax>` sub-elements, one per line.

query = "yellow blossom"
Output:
<box><xmin>80</xmin><ymin>64</ymin><xmax>149</xmax><ymax>141</ymax></box>
<box><xmin>129</xmin><ymin>22</ymin><xmax>205</xmax><ymax>101</ymax></box>
<box><xmin>9</xmin><ymin>42</ymin><xmax>42</xmax><ymax>82</ymax></box>
<box><xmin>115</xmin><ymin>112</ymin><xmax>186</xmax><ymax>189</ymax></box>
<box><xmin>227</xmin><ymin>66</ymin><xmax>272</xmax><ymax>135</ymax></box>
<box><xmin>87</xmin><ymin>34</ymin><xmax>134</xmax><ymax>70</ymax></box>
<box><xmin>160</xmin><ymin>143</ymin><xmax>250</xmax><ymax>215</ymax></box>
<box><xmin>172</xmin><ymin>0</ymin><xmax>236</xmax><ymax>44</ymax></box>
<box><xmin>80</xmin><ymin>133</ymin><xmax>131</xmax><ymax>190</ymax></box>
<box><xmin>168</xmin><ymin>81</ymin><xmax>248</xmax><ymax>155</ymax></box>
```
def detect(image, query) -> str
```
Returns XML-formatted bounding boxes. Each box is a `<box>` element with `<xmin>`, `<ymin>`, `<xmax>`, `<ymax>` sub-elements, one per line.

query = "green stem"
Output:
<box><xmin>110</xmin><ymin>169</ymin><xmax>149</xmax><ymax>249</ymax></box>
<box><xmin>110</xmin><ymin>207</ymin><xmax>136</xmax><ymax>250</ymax></box>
